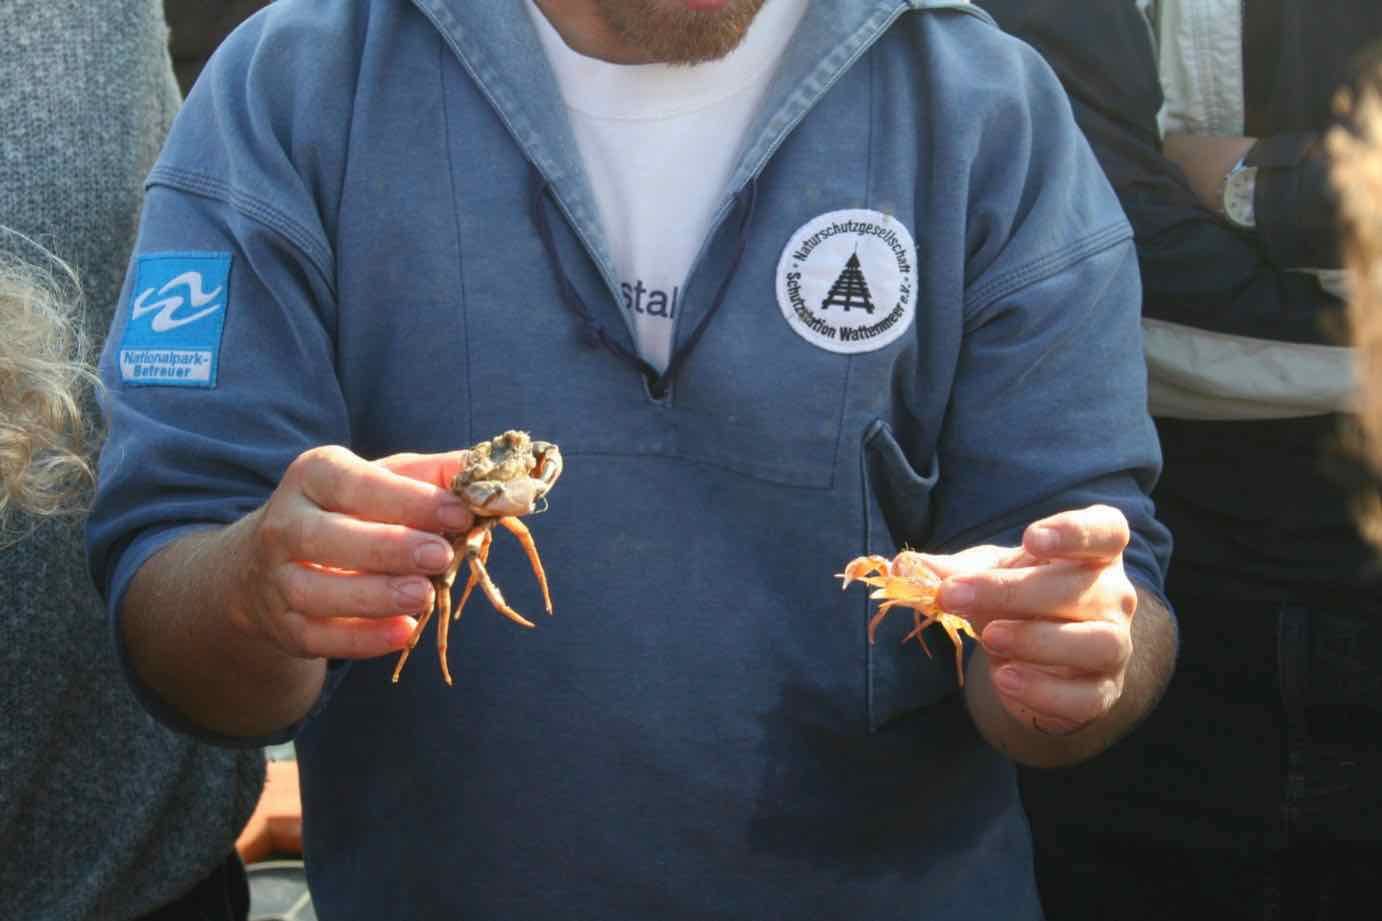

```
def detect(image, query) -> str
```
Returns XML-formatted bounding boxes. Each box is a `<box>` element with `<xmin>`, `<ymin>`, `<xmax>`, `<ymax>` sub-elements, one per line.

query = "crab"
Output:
<box><xmin>392</xmin><ymin>430</ymin><xmax>563</xmax><ymax>685</ymax></box>
<box><xmin>838</xmin><ymin>551</ymin><xmax>978</xmax><ymax>687</ymax></box>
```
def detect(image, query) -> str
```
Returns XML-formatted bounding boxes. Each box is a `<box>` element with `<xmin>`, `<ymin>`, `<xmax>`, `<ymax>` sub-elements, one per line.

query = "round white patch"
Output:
<box><xmin>776</xmin><ymin>209</ymin><xmax>917</xmax><ymax>354</ymax></box>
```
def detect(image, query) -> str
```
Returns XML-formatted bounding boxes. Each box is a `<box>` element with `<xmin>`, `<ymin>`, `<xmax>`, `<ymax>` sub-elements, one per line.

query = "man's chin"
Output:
<box><xmin>597</xmin><ymin>0</ymin><xmax>767</xmax><ymax>65</ymax></box>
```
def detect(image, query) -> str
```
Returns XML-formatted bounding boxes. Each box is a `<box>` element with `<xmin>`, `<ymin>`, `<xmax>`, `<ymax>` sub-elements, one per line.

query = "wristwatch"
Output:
<box><xmin>1219</xmin><ymin>155</ymin><xmax>1258</xmax><ymax>229</ymax></box>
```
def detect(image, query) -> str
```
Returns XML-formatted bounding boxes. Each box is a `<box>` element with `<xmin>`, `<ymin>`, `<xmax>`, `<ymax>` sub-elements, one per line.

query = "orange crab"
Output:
<box><xmin>838</xmin><ymin>551</ymin><xmax>978</xmax><ymax>687</ymax></box>
<box><xmin>392</xmin><ymin>430</ymin><xmax>563</xmax><ymax>685</ymax></box>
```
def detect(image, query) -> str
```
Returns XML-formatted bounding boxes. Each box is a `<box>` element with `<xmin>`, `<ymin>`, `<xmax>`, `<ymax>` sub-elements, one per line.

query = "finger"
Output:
<box><xmin>901</xmin><ymin>544</ymin><xmax>1030</xmax><ymax>580</ymax></box>
<box><xmin>273</xmin><ymin>507</ymin><xmax>455</xmax><ymax>576</ymax></box>
<box><xmin>1023</xmin><ymin>504</ymin><xmax>1130</xmax><ymax>562</ymax></box>
<box><xmin>980</xmin><ymin>618</ymin><xmax>1131</xmax><ymax>674</ymax></box>
<box><xmin>937</xmin><ymin>560</ymin><xmax>1111</xmax><ymax>626</ymax></box>
<box><xmin>376</xmin><ymin>449</ymin><xmax>476</xmax><ymax>489</ymax></box>
<box><xmin>275</xmin><ymin>562</ymin><xmax>438</xmax><ymax>619</ymax></box>
<box><xmin>275</xmin><ymin>610</ymin><xmax>419</xmax><ymax>660</ymax></box>
<box><xmin>990</xmin><ymin>663</ymin><xmax>1123</xmax><ymax>732</ymax></box>
<box><xmin>289</xmin><ymin>445</ymin><xmax>473</xmax><ymax>532</ymax></box>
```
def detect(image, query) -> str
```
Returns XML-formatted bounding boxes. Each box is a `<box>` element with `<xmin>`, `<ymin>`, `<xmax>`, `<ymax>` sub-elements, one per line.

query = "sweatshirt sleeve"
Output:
<box><xmin>86</xmin><ymin>3</ymin><xmax>361</xmax><ymax>743</ymax></box>
<box><xmin>928</xmin><ymin>21</ymin><xmax>1172</xmax><ymax>601</ymax></box>
<box><xmin>88</xmin><ymin>185</ymin><xmax>348</xmax><ymax>624</ymax></box>
<box><xmin>86</xmin><ymin>182</ymin><xmax>350</xmax><ymax>745</ymax></box>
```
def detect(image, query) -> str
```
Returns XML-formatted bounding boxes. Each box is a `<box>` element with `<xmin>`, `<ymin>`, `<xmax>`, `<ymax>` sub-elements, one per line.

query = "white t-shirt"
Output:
<box><xmin>528</xmin><ymin>0</ymin><xmax>808</xmax><ymax>372</ymax></box>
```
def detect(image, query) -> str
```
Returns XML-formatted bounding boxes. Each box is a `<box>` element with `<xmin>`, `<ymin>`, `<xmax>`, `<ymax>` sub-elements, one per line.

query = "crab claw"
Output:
<box><xmin>837</xmin><ymin>554</ymin><xmax>894</xmax><ymax>588</ymax></box>
<box><xmin>530</xmin><ymin>441</ymin><xmax>563</xmax><ymax>490</ymax></box>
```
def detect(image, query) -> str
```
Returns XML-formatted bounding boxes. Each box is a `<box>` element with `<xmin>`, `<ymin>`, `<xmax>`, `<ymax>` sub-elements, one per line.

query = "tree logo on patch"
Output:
<box><xmin>776</xmin><ymin>209</ymin><xmax>917</xmax><ymax>354</ymax></box>
<box><xmin>821</xmin><ymin>253</ymin><xmax>876</xmax><ymax>314</ymax></box>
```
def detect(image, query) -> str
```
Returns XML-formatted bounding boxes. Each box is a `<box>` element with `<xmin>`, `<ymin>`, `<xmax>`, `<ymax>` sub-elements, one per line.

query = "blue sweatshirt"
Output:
<box><xmin>88</xmin><ymin>1</ymin><xmax>1171</xmax><ymax>918</ymax></box>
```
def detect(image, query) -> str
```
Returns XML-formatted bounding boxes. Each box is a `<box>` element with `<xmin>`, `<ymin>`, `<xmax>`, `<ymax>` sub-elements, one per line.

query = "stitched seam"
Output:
<box><xmin>559</xmin><ymin>448</ymin><xmax>832</xmax><ymax>490</ymax></box>
<box><xmin>964</xmin><ymin>222</ymin><xmax>1130</xmax><ymax>323</ymax></box>
<box><xmin>732</xmin><ymin>3</ymin><xmax>899</xmax><ymax>189</ymax></box>
<box><xmin>861</xmin><ymin>421</ymin><xmax>880</xmax><ymax>731</ymax></box>
<box><xmin>147</xmin><ymin>164</ymin><xmax>335</xmax><ymax>292</ymax></box>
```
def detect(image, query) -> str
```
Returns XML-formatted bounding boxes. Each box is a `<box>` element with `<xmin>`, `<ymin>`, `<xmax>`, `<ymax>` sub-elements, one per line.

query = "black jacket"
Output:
<box><xmin>977</xmin><ymin>0</ymin><xmax>1382</xmax><ymax>598</ymax></box>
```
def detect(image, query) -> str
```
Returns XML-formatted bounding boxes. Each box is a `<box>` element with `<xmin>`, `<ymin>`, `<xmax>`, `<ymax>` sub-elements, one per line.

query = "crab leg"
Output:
<box><xmin>436</xmin><ymin>526</ymin><xmax>495</xmax><ymax>686</ymax></box>
<box><xmin>867</xmin><ymin>600</ymin><xmax>902</xmax><ymax>644</ymax></box>
<box><xmin>468</xmin><ymin>550</ymin><xmax>537</xmax><ymax>629</ymax></box>
<box><xmin>497</xmin><ymin>515</ymin><xmax>553</xmax><ymax>614</ymax></box>
<box><xmin>901</xmin><ymin>613</ymin><xmax>977</xmax><ymax>686</ymax></box>
<box><xmin>392</xmin><ymin>602</ymin><xmax>434</xmax><ymax>683</ymax></box>
<box><xmin>943</xmin><ymin>620</ymin><xmax>969</xmax><ymax>686</ymax></box>
<box><xmin>451</xmin><ymin>527</ymin><xmax>492</xmax><ymax>620</ymax></box>
<box><xmin>433</xmin><ymin>536</ymin><xmax>468</xmax><ymax>626</ymax></box>
<box><xmin>392</xmin><ymin>555</ymin><xmax>456</xmax><ymax>685</ymax></box>
<box><xmin>392</xmin><ymin>526</ymin><xmax>470</xmax><ymax>684</ymax></box>
<box><xmin>901</xmin><ymin>611</ymin><xmax>940</xmax><ymax>657</ymax></box>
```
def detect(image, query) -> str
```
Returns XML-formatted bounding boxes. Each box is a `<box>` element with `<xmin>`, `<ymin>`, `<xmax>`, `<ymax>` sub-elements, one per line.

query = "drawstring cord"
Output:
<box><xmin>529</xmin><ymin>169</ymin><xmax>658</xmax><ymax>375</ymax></box>
<box><xmin>660</xmin><ymin>175</ymin><xmax>758</xmax><ymax>392</ymax></box>
<box><xmin>530</xmin><ymin>165</ymin><xmax>759</xmax><ymax>399</ymax></box>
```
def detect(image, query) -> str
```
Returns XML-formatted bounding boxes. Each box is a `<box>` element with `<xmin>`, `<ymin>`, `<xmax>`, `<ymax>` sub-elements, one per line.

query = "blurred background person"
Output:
<box><xmin>0</xmin><ymin>2</ymin><xmax>264</xmax><ymax>918</ymax></box>
<box><xmin>163</xmin><ymin>0</ymin><xmax>272</xmax><ymax>95</ymax></box>
<box><xmin>1331</xmin><ymin>78</ymin><xmax>1382</xmax><ymax>548</ymax></box>
<box><xmin>0</xmin><ymin>246</ymin><xmax>94</xmax><ymax>536</ymax></box>
<box><xmin>976</xmin><ymin>1</ymin><xmax>1382</xmax><ymax>919</ymax></box>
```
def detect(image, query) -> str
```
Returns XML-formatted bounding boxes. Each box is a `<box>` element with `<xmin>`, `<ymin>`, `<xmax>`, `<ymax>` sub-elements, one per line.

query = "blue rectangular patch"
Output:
<box><xmin>118</xmin><ymin>252</ymin><xmax>232</xmax><ymax>388</ymax></box>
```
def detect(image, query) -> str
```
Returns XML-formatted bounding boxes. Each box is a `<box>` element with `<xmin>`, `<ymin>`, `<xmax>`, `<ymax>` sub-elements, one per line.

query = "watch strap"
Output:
<box><xmin>1241</xmin><ymin>132</ymin><xmax>1316</xmax><ymax>170</ymax></box>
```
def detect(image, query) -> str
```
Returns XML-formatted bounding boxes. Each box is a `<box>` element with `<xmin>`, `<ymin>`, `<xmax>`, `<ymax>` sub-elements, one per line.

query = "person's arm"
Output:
<box><xmin>981</xmin><ymin>0</ymin><xmax>1345</xmax><ymax>345</ymax></box>
<box><xmin>119</xmin><ymin>447</ymin><xmax>471</xmax><ymax>738</ymax></box>
<box><xmin>922</xmin><ymin>21</ymin><xmax>1174</xmax><ymax>764</ymax></box>
<box><xmin>1119</xmin><ymin>137</ymin><xmax>1344</xmax><ymax>344</ymax></box>
<box><xmin>87</xmin><ymin>3</ymin><xmax>412</xmax><ymax>743</ymax></box>
<box><xmin>1162</xmin><ymin>130</ymin><xmax>1342</xmax><ymax>273</ymax></box>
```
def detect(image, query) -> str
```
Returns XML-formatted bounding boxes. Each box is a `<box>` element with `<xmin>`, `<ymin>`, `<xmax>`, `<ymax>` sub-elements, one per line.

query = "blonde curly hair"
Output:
<box><xmin>0</xmin><ymin>238</ymin><xmax>99</xmax><ymax>538</ymax></box>
<box><xmin>1329</xmin><ymin>81</ymin><xmax>1382</xmax><ymax>547</ymax></box>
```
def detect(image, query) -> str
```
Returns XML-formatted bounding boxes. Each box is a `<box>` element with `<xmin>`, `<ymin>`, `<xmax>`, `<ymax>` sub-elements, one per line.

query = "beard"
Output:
<box><xmin>593</xmin><ymin>0</ymin><xmax>769</xmax><ymax>65</ymax></box>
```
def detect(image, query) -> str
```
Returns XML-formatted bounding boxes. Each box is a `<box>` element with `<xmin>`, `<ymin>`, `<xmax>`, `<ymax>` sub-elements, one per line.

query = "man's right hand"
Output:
<box><xmin>121</xmin><ymin>445</ymin><xmax>478</xmax><ymax>737</ymax></box>
<box><xmin>227</xmin><ymin>445</ymin><xmax>478</xmax><ymax>661</ymax></box>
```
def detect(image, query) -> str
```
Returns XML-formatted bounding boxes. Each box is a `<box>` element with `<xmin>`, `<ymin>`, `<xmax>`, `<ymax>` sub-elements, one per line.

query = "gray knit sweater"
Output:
<box><xmin>0</xmin><ymin>2</ymin><xmax>265</xmax><ymax>918</ymax></box>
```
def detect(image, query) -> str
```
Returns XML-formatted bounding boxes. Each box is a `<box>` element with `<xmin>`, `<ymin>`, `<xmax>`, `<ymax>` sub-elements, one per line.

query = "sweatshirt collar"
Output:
<box><xmin>408</xmin><ymin>0</ymin><xmax>956</xmax><ymax>259</ymax></box>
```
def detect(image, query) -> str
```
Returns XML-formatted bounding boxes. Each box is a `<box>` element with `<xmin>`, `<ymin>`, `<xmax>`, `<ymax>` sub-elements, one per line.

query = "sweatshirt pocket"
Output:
<box><xmin>859</xmin><ymin>419</ymin><xmax>963</xmax><ymax>731</ymax></box>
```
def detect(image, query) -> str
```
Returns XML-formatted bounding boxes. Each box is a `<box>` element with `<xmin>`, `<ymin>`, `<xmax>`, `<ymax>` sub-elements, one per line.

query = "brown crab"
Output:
<box><xmin>392</xmin><ymin>430</ymin><xmax>563</xmax><ymax>685</ymax></box>
<box><xmin>838</xmin><ymin>551</ymin><xmax>978</xmax><ymax>687</ymax></box>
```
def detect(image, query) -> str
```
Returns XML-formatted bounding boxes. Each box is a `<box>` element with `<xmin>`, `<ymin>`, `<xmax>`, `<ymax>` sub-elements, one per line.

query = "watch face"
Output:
<box><xmin>1224</xmin><ymin>165</ymin><xmax>1257</xmax><ymax>227</ymax></box>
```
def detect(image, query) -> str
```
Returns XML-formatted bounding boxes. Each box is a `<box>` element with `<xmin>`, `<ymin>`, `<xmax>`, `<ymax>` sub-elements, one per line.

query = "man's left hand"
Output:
<box><xmin>929</xmin><ymin>504</ymin><xmax>1138</xmax><ymax>736</ymax></box>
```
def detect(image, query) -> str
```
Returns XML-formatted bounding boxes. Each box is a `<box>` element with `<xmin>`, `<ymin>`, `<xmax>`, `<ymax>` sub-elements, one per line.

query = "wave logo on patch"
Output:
<box><xmin>131</xmin><ymin>271</ymin><xmax>225</xmax><ymax>331</ymax></box>
<box><xmin>119</xmin><ymin>252</ymin><xmax>232</xmax><ymax>388</ymax></box>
